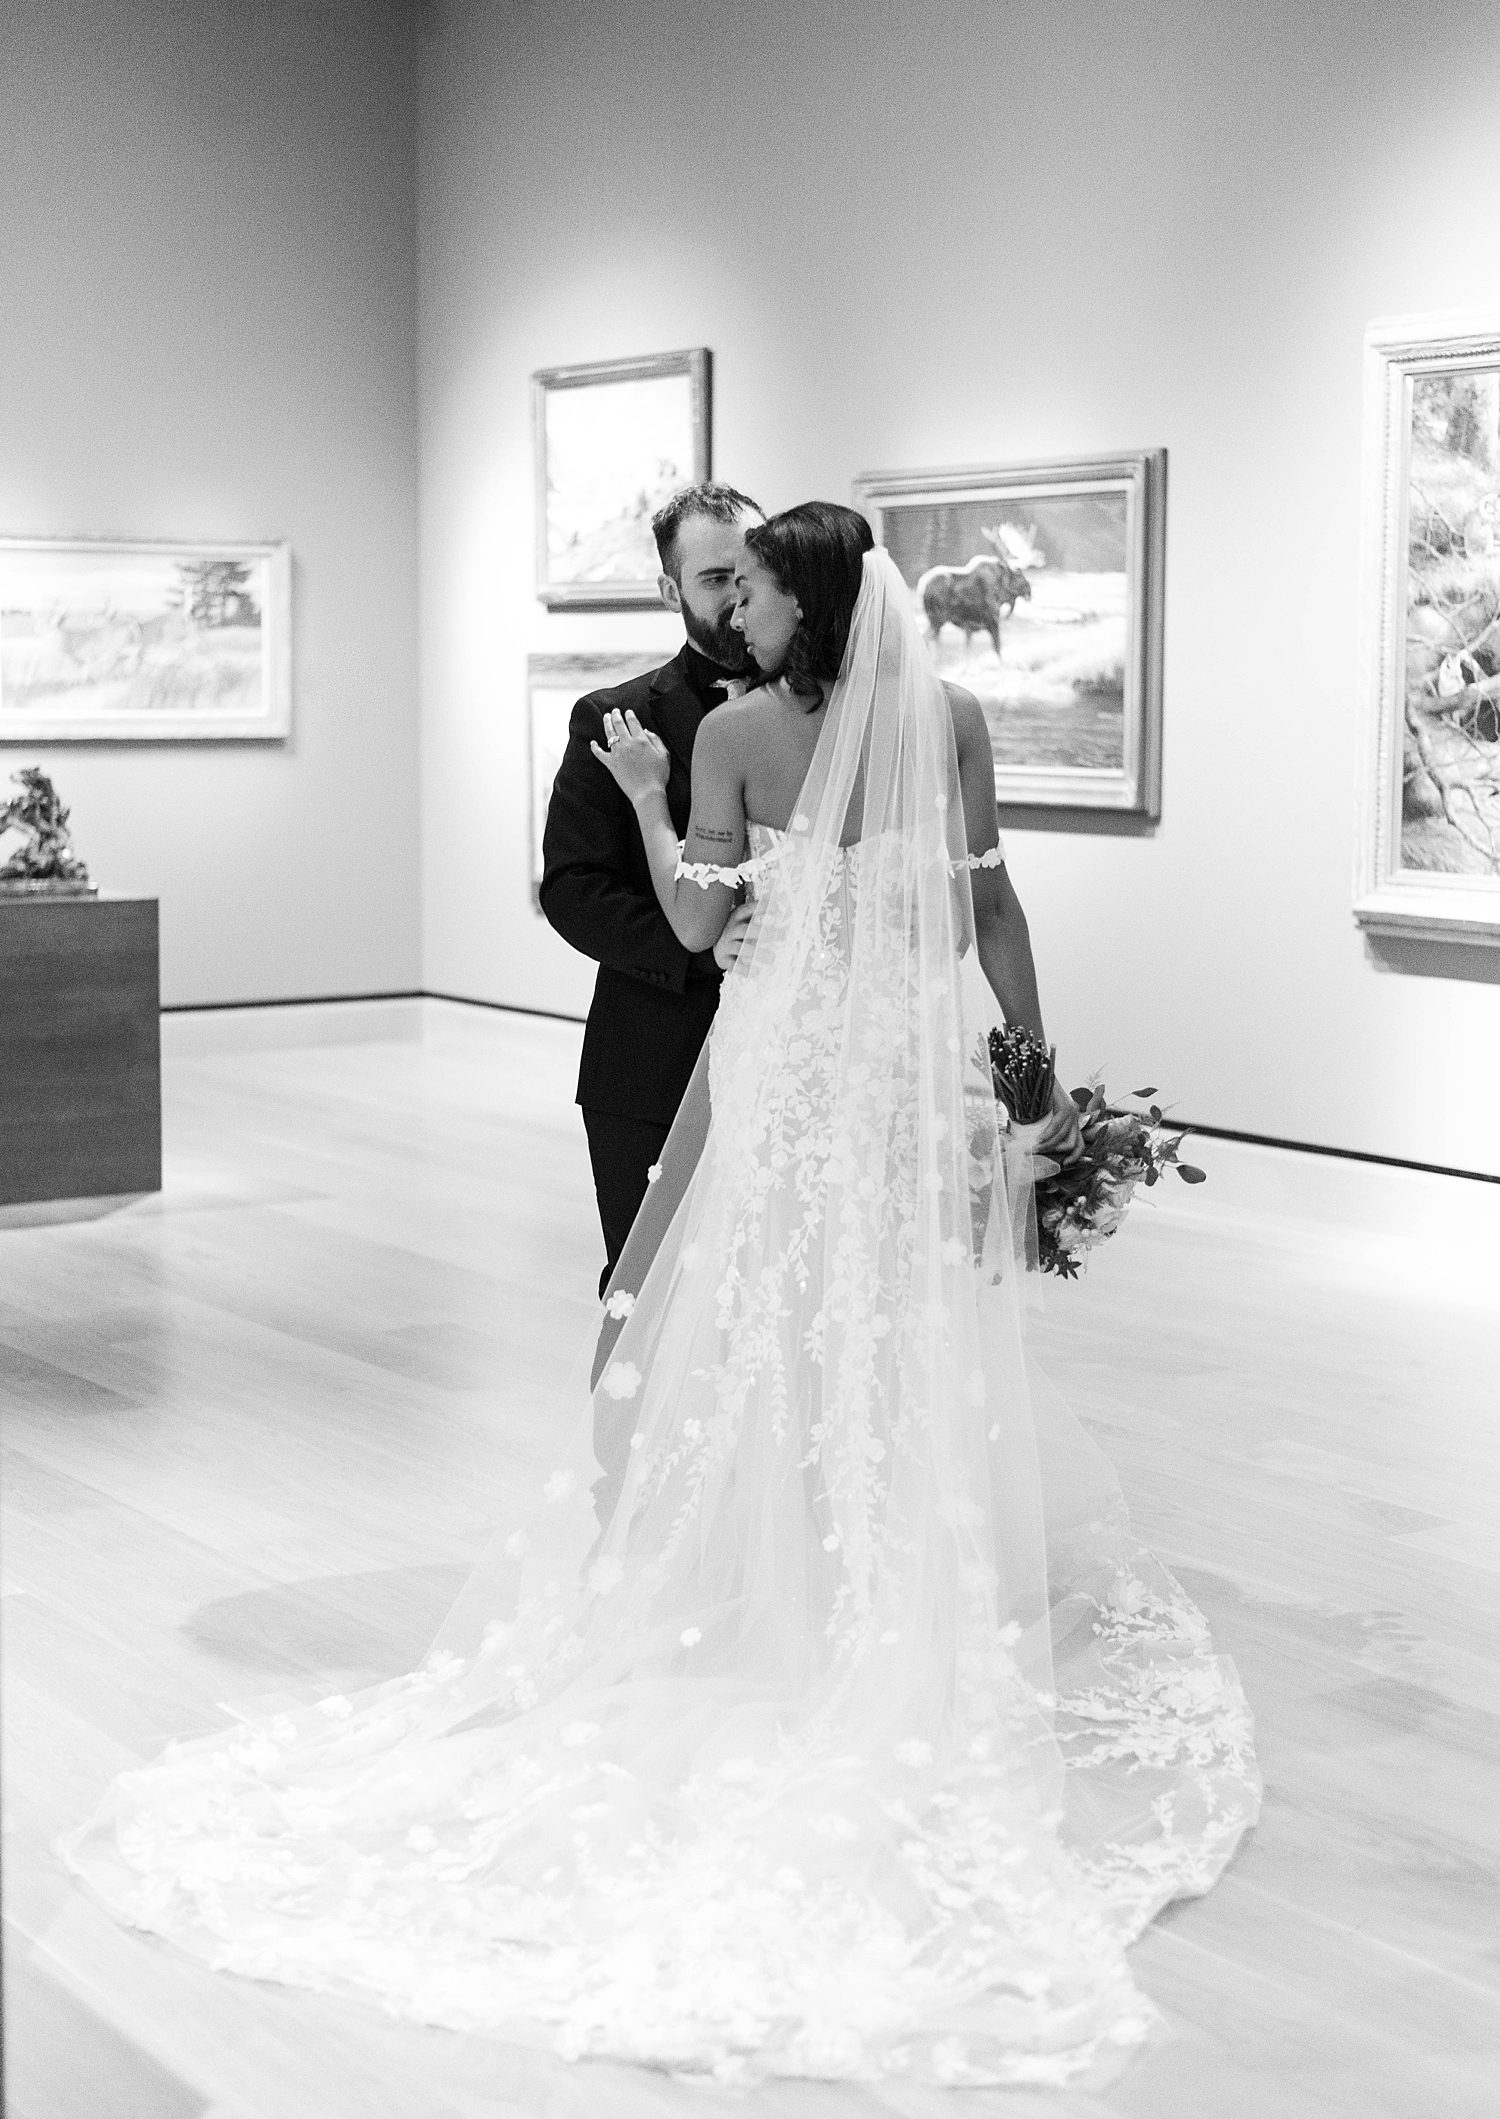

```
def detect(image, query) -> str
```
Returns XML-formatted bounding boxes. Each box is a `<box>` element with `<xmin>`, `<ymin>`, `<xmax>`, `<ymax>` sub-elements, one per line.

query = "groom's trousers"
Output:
<box><xmin>582</xmin><ymin>1106</ymin><xmax>672</xmax><ymax>1300</ymax></box>
<box><xmin>583</xmin><ymin>1105</ymin><xmax>671</xmax><ymax>1523</ymax></box>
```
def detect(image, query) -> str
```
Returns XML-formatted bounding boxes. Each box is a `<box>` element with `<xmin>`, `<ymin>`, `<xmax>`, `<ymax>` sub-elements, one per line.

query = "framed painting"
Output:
<box><xmin>853</xmin><ymin>451</ymin><xmax>1165</xmax><ymax>815</ymax></box>
<box><xmin>0</xmin><ymin>536</ymin><xmax>290</xmax><ymax>742</ymax></box>
<box><xmin>533</xmin><ymin>349</ymin><xmax>711</xmax><ymax>609</ymax></box>
<box><xmin>528</xmin><ymin>650</ymin><xmax>665</xmax><ymax>902</ymax></box>
<box><xmin>1355</xmin><ymin>307</ymin><xmax>1500</xmax><ymax>945</ymax></box>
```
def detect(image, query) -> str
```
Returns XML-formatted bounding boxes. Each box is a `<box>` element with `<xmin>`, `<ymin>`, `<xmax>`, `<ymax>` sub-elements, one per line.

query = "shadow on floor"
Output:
<box><xmin>184</xmin><ymin>1562</ymin><xmax>472</xmax><ymax>1681</ymax></box>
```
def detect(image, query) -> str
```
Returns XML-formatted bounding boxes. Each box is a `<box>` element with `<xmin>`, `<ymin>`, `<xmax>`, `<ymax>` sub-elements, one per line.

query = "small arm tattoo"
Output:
<box><xmin>690</xmin><ymin>827</ymin><xmax>737</xmax><ymax>845</ymax></box>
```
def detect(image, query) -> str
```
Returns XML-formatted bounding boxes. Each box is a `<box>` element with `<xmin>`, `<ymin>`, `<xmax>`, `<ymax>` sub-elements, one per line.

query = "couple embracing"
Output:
<box><xmin>63</xmin><ymin>488</ymin><xmax>1258</xmax><ymax>2090</ymax></box>
<box><xmin>541</xmin><ymin>483</ymin><xmax>1081</xmax><ymax>1283</ymax></box>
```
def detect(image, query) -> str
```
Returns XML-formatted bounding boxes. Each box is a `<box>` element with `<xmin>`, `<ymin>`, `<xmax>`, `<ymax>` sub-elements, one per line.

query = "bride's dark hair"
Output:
<box><xmin>743</xmin><ymin>502</ymin><xmax>874</xmax><ymax>705</ymax></box>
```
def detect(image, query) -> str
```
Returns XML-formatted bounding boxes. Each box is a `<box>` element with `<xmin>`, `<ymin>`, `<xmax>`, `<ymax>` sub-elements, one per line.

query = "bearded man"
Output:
<box><xmin>540</xmin><ymin>481</ymin><xmax>764</xmax><ymax>1295</ymax></box>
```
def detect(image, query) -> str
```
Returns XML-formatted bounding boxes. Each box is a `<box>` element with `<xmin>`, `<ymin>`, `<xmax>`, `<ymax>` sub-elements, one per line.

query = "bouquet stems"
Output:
<box><xmin>988</xmin><ymin>1027</ymin><xmax>1055</xmax><ymax>1127</ymax></box>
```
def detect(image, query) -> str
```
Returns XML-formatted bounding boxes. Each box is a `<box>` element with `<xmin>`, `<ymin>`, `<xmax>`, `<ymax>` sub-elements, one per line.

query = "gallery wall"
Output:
<box><xmin>416</xmin><ymin>0</ymin><xmax>1500</xmax><ymax>1177</ymax></box>
<box><xmin>0</xmin><ymin>0</ymin><xmax>422</xmax><ymax>1007</ymax></box>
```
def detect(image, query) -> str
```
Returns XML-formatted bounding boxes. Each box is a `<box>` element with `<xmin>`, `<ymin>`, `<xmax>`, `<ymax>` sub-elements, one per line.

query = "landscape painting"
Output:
<box><xmin>1357</xmin><ymin>309</ymin><xmax>1500</xmax><ymax>944</ymax></box>
<box><xmin>534</xmin><ymin>350</ymin><xmax>711</xmax><ymax>609</ymax></box>
<box><xmin>1399</xmin><ymin>370</ymin><xmax>1500</xmax><ymax>878</ymax></box>
<box><xmin>855</xmin><ymin>453</ymin><xmax>1164</xmax><ymax>815</ymax></box>
<box><xmin>0</xmin><ymin>537</ymin><xmax>290</xmax><ymax>741</ymax></box>
<box><xmin>528</xmin><ymin>651</ymin><xmax>665</xmax><ymax>900</ymax></box>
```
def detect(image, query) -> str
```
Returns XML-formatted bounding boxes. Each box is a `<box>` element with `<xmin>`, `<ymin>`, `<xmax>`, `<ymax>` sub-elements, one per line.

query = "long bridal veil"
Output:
<box><xmin>60</xmin><ymin>550</ymin><xmax>1257</xmax><ymax>2089</ymax></box>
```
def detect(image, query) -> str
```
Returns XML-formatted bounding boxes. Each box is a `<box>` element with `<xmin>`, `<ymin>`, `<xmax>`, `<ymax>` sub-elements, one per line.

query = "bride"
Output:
<box><xmin>61</xmin><ymin>505</ymin><xmax>1258</xmax><ymax>2091</ymax></box>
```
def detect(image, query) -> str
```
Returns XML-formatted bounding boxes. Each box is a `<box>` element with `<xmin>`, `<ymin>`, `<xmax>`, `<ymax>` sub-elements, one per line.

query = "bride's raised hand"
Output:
<box><xmin>590</xmin><ymin>708</ymin><xmax>670</xmax><ymax>805</ymax></box>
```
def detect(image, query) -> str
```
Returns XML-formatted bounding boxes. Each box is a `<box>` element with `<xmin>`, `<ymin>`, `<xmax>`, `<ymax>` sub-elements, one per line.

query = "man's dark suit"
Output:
<box><xmin>539</xmin><ymin>645</ymin><xmax>725</xmax><ymax>1296</ymax></box>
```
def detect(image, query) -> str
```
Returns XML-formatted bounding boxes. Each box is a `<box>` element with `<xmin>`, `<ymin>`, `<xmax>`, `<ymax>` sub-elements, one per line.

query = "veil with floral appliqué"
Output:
<box><xmin>60</xmin><ymin>546</ymin><xmax>1257</xmax><ymax>2090</ymax></box>
<box><xmin>442</xmin><ymin>541</ymin><xmax>1064</xmax><ymax>1684</ymax></box>
<box><xmin>431</xmin><ymin>543</ymin><xmax>1257</xmax><ymax>2033</ymax></box>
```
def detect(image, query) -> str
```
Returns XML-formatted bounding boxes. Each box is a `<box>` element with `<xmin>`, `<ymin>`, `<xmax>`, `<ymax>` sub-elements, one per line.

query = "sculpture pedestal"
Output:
<box><xmin>0</xmin><ymin>894</ymin><xmax>162</xmax><ymax>1210</ymax></box>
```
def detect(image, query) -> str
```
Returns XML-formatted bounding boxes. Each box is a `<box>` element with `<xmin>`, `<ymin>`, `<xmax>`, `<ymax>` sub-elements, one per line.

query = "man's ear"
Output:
<box><xmin>658</xmin><ymin>571</ymin><xmax>682</xmax><ymax>615</ymax></box>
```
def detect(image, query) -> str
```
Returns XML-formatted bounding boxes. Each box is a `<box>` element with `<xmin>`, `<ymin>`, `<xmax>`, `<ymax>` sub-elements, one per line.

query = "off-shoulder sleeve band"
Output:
<box><xmin>674</xmin><ymin>852</ymin><xmax>778</xmax><ymax>890</ymax></box>
<box><xmin>950</xmin><ymin>839</ymin><xmax>1007</xmax><ymax>875</ymax></box>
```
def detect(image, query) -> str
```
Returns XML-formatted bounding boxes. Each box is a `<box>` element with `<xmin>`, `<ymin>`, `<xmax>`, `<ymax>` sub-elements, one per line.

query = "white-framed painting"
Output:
<box><xmin>1356</xmin><ymin>307</ymin><xmax>1500</xmax><ymax>946</ymax></box>
<box><xmin>0</xmin><ymin>536</ymin><xmax>290</xmax><ymax>742</ymax></box>
<box><xmin>853</xmin><ymin>452</ymin><xmax>1166</xmax><ymax>816</ymax></box>
<box><xmin>528</xmin><ymin>651</ymin><xmax>665</xmax><ymax>901</ymax></box>
<box><xmin>533</xmin><ymin>349</ymin><xmax>711</xmax><ymax>609</ymax></box>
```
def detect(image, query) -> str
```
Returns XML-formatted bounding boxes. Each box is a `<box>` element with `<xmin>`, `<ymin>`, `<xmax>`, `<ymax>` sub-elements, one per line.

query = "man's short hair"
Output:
<box><xmin>652</xmin><ymin>482</ymin><xmax>763</xmax><ymax>579</ymax></box>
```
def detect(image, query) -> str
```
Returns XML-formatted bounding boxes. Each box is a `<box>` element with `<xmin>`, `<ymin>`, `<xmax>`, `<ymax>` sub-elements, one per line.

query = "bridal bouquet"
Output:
<box><xmin>987</xmin><ymin>1026</ymin><xmax>1205</xmax><ymax>1279</ymax></box>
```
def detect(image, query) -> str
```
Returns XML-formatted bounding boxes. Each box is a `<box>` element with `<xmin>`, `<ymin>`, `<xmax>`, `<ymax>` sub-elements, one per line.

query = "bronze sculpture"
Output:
<box><xmin>0</xmin><ymin>768</ymin><xmax>96</xmax><ymax>896</ymax></box>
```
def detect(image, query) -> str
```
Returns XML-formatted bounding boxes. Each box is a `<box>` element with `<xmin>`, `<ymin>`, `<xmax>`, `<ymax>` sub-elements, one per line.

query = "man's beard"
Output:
<box><xmin>682</xmin><ymin>599</ymin><xmax>754</xmax><ymax>677</ymax></box>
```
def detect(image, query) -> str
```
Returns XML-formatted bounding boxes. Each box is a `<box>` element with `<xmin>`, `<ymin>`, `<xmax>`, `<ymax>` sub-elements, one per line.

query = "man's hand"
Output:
<box><xmin>1038</xmin><ymin>1075</ymin><xmax>1084</xmax><ymax>1164</ymax></box>
<box><xmin>713</xmin><ymin>901</ymin><xmax>754</xmax><ymax>974</ymax></box>
<box><xmin>590</xmin><ymin>708</ymin><xmax>670</xmax><ymax>805</ymax></box>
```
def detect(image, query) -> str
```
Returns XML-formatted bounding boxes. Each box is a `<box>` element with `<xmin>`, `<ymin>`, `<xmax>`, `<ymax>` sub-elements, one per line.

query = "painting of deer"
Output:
<box><xmin>0</xmin><ymin>538</ymin><xmax>289</xmax><ymax>739</ymax></box>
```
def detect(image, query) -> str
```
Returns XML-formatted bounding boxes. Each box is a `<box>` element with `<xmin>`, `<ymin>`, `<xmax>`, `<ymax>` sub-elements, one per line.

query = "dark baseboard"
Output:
<box><xmin>157</xmin><ymin>993</ymin><xmax>1496</xmax><ymax>1188</ymax></box>
<box><xmin>161</xmin><ymin>988</ymin><xmax>589</xmax><ymax>1026</ymax></box>
<box><xmin>419</xmin><ymin>988</ymin><xmax>588</xmax><ymax>1027</ymax></box>
<box><xmin>161</xmin><ymin>989</ymin><xmax>424</xmax><ymax>1014</ymax></box>
<box><xmin>1175</xmin><ymin>1119</ymin><xmax>1498</xmax><ymax>1189</ymax></box>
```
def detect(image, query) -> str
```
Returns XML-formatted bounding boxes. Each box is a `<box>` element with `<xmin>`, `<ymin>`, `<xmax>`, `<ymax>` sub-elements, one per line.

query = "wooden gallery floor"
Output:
<box><xmin>3</xmin><ymin>1001</ymin><xmax>1497</xmax><ymax>2119</ymax></box>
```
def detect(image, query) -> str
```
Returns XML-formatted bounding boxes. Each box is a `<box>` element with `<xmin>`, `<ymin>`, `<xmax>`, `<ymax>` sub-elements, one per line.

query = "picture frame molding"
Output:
<box><xmin>532</xmin><ymin>347</ymin><xmax>712</xmax><ymax>611</ymax></box>
<box><xmin>1355</xmin><ymin>305</ymin><xmax>1500</xmax><ymax>947</ymax></box>
<box><xmin>0</xmin><ymin>532</ymin><xmax>291</xmax><ymax>743</ymax></box>
<box><xmin>853</xmin><ymin>449</ymin><xmax>1166</xmax><ymax>818</ymax></box>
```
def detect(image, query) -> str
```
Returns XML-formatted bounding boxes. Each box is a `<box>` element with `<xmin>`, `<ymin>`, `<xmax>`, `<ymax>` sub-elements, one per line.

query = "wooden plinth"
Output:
<box><xmin>0</xmin><ymin>893</ymin><xmax>162</xmax><ymax>1208</ymax></box>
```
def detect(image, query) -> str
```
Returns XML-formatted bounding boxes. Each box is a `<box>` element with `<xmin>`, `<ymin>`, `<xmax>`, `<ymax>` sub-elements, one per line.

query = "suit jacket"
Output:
<box><xmin>539</xmin><ymin>648</ymin><xmax>723</xmax><ymax>1126</ymax></box>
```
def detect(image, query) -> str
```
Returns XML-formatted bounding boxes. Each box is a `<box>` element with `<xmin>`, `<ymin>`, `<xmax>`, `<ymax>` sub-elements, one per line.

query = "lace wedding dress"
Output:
<box><xmin>60</xmin><ymin>552</ymin><xmax>1258</xmax><ymax>2090</ymax></box>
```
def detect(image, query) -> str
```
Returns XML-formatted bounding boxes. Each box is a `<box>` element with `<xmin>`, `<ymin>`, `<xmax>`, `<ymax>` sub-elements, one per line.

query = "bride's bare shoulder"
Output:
<box><xmin>942</xmin><ymin>680</ymin><xmax>987</xmax><ymax>747</ymax></box>
<box><xmin>732</xmin><ymin>683</ymin><xmax>783</xmax><ymax>715</ymax></box>
<box><xmin>692</xmin><ymin>690</ymin><xmax>775</xmax><ymax>772</ymax></box>
<box><xmin>705</xmin><ymin>687</ymin><xmax>780</xmax><ymax>743</ymax></box>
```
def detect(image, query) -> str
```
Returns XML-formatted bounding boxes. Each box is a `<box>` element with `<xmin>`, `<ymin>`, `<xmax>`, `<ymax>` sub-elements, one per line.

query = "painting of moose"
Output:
<box><xmin>917</xmin><ymin>524</ymin><xmax>1040</xmax><ymax>658</ymax></box>
<box><xmin>854</xmin><ymin>454</ymin><xmax>1167</xmax><ymax>816</ymax></box>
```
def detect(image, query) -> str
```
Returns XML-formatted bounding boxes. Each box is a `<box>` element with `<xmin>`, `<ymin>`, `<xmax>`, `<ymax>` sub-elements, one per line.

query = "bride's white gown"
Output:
<box><xmin>61</xmin><ymin>554</ymin><xmax>1257</xmax><ymax>2090</ymax></box>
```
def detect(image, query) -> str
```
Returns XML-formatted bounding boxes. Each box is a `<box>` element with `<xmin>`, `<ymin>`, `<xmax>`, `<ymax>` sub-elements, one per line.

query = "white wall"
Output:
<box><xmin>10</xmin><ymin>2</ymin><xmax>1493</xmax><ymax>1167</ymax></box>
<box><xmin>415</xmin><ymin>0</ymin><xmax>1500</xmax><ymax>1176</ymax></box>
<box><xmin>0</xmin><ymin>0</ymin><xmax>421</xmax><ymax>1007</ymax></box>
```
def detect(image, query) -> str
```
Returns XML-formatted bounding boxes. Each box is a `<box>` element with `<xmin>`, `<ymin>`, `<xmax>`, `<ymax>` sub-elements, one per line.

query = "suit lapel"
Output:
<box><xmin>649</xmin><ymin>651</ymin><xmax>705</xmax><ymax>777</ymax></box>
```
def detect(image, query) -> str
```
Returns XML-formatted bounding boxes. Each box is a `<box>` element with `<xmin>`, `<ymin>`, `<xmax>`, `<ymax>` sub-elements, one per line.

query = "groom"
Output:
<box><xmin>540</xmin><ymin>481</ymin><xmax>764</xmax><ymax>1296</ymax></box>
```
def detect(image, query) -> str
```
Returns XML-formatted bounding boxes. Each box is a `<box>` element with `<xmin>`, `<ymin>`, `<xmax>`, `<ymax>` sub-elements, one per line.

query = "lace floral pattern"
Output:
<box><xmin>60</xmin><ymin>555</ymin><xmax>1257</xmax><ymax>2090</ymax></box>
